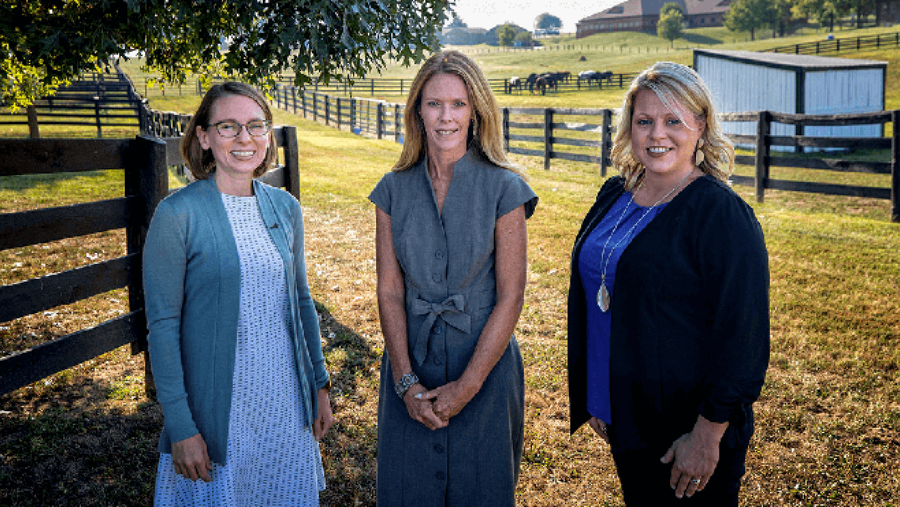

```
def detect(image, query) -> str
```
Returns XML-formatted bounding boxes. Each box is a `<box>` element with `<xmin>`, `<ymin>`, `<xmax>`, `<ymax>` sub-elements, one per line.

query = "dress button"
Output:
<box><xmin>435</xmin><ymin>471</ymin><xmax>446</xmax><ymax>480</ymax></box>
<box><xmin>434</xmin><ymin>356</ymin><xmax>443</xmax><ymax>365</ymax></box>
<box><xmin>432</xmin><ymin>273</ymin><xmax>443</xmax><ymax>283</ymax></box>
<box><xmin>434</xmin><ymin>444</ymin><xmax>445</xmax><ymax>453</ymax></box>
<box><xmin>435</xmin><ymin>326</ymin><xmax>442</xmax><ymax>334</ymax></box>
<box><xmin>435</xmin><ymin>251</ymin><xmax>444</xmax><ymax>259</ymax></box>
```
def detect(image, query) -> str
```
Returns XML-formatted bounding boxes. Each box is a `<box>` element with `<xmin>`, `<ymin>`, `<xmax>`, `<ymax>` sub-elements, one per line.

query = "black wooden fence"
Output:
<box><xmin>0</xmin><ymin>70</ymin><xmax>143</xmax><ymax>139</ymax></box>
<box><xmin>265</xmin><ymin>87</ymin><xmax>899</xmax><ymax>221</ymax></box>
<box><xmin>766</xmin><ymin>31</ymin><xmax>900</xmax><ymax>56</ymax></box>
<box><xmin>0</xmin><ymin>126</ymin><xmax>302</xmax><ymax>395</ymax></box>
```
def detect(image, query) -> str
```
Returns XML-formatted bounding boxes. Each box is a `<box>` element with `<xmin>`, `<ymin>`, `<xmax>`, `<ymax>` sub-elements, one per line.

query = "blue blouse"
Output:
<box><xmin>578</xmin><ymin>191</ymin><xmax>667</xmax><ymax>424</ymax></box>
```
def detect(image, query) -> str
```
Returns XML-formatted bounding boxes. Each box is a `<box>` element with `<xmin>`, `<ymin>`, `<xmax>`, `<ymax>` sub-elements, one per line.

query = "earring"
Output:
<box><xmin>471</xmin><ymin>117</ymin><xmax>478</xmax><ymax>139</ymax></box>
<box><xmin>695</xmin><ymin>138</ymin><xmax>705</xmax><ymax>166</ymax></box>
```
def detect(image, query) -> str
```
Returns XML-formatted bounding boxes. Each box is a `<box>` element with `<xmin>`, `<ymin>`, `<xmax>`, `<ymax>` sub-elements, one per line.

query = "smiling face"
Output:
<box><xmin>419</xmin><ymin>73</ymin><xmax>473</xmax><ymax>160</ymax></box>
<box><xmin>630</xmin><ymin>88</ymin><xmax>705</xmax><ymax>181</ymax></box>
<box><xmin>196</xmin><ymin>94</ymin><xmax>269</xmax><ymax>189</ymax></box>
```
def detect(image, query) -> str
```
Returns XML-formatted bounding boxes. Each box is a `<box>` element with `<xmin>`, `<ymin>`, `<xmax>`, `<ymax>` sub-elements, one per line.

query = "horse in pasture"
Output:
<box><xmin>534</xmin><ymin>74</ymin><xmax>558</xmax><ymax>95</ymax></box>
<box><xmin>508</xmin><ymin>76</ymin><xmax>522</xmax><ymax>94</ymax></box>
<box><xmin>525</xmin><ymin>73</ymin><xmax>539</xmax><ymax>93</ymax></box>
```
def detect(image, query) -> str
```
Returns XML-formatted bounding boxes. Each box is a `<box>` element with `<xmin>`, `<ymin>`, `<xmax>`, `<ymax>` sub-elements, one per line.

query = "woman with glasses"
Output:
<box><xmin>144</xmin><ymin>82</ymin><xmax>333</xmax><ymax>506</ymax></box>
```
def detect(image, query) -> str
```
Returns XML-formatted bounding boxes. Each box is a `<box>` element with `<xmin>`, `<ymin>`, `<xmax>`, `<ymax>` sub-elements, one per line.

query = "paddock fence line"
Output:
<box><xmin>0</xmin><ymin>64</ymin><xmax>143</xmax><ymax>139</ymax></box>
<box><xmin>0</xmin><ymin>126</ymin><xmax>303</xmax><ymax>396</ymax></box>
<box><xmin>262</xmin><ymin>86</ymin><xmax>900</xmax><ymax>222</ymax></box>
<box><xmin>766</xmin><ymin>31</ymin><xmax>900</xmax><ymax>56</ymax></box>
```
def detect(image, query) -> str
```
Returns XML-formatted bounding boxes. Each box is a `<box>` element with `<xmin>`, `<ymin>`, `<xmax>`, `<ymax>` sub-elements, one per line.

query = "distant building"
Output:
<box><xmin>576</xmin><ymin>0</ymin><xmax>731</xmax><ymax>38</ymax></box>
<box><xmin>439</xmin><ymin>27</ymin><xmax>488</xmax><ymax>46</ymax></box>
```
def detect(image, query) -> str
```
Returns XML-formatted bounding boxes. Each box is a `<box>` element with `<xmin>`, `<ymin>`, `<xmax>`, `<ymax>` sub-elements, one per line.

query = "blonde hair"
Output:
<box><xmin>393</xmin><ymin>51</ymin><xmax>523</xmax><ymax>177</ymax></box>
<box><xmin>181</xmin><ymin>82</ymin><xmax>277</xmax><ymax>180</ymax></box>
<box><xmin>611</xmin><ymin>62</ymin><xmax>734</xmax><ymax>190</ymax></box>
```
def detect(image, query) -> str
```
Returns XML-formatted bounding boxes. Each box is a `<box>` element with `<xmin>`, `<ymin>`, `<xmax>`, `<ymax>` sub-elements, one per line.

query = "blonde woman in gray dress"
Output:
<box><xmin>369</xmin><ymin>50</ymin><xmax>538</xmax><ymax>506</ymax></box>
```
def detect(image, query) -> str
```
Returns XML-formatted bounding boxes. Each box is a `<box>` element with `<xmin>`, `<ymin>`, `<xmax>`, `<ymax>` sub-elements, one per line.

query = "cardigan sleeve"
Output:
<box><xmin>695</xmin><ymin>190</ymin><xmax>770</xmax><ymax>424</ymax></box>
<box><xmin>290</xmin><ymin>200</ymin><xmax>330</xmax><ymax>392</ymax></box>
<box><xmin>143</xmin><ymin>199</ymin><xmax>200</xmax><ymax>444</ymax></box>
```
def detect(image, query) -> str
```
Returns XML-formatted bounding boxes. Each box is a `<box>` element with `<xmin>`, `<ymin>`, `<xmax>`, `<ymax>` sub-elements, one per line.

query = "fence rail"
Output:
<box><xmin>766</xmin><ymin>31</ymin><xmax>900</xmax><ymax>56</ymax></box>
<box><xmin>0</xmin><ymin>68</ymin><xmax>143</xmax><ymax>138</ymax></box>
<box><xmin>259</xmin><ymin>88</ymin><xmax>899</xmax><ymax>221</ymax></box>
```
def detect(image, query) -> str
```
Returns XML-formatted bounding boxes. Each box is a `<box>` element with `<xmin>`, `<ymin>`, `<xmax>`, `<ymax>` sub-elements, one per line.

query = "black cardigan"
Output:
<box><xmin>567</xmin><ymin>175</ymin><xmax>770</xmax><ymax>454</ymax></box>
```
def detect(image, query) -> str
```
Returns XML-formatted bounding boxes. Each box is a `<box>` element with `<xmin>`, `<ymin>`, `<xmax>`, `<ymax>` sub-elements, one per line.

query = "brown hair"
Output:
<box><xmin>393</xmin><ymin>51</ymin><xmax>523</xmax><ymax>176</ymax></box>
<box><xmin>181</xmin><ymin>82</ymin><xmax>277</xmax><ymax>180</ymax></box>
<box><xmin>611</xmin><ymin>62</ymin><xmax>734</xmax><ymax>190</ymax></box>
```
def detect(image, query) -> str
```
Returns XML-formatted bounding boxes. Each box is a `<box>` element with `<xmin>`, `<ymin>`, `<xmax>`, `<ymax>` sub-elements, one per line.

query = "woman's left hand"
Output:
<box><xmin>660</xmin><ymin>415</ymin><xmax>727</xmax><ymax>499</ymax></box>
<box><xmin>312</xmin><ymin>387</ymin><xmax>334</xmax><ymax>441</ymax></box>
<box><xmin>417</xmin><ymin>380</ymin><xmax>478</xmax><ymax>422</ymax></box>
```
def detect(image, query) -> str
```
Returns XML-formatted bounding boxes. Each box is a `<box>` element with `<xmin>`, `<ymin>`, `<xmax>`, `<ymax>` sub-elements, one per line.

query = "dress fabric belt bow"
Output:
<box><xmin>410</xmin><ymin>294</ymin><xmax>472</xmax><ymax>366</ymax></box>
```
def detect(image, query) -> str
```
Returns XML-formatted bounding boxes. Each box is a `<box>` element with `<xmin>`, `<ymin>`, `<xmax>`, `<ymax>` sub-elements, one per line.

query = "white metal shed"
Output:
<box><xmin>693</xmin><ymin>49</ymin><xmax>887</xmax><ymax>151</ymax></box>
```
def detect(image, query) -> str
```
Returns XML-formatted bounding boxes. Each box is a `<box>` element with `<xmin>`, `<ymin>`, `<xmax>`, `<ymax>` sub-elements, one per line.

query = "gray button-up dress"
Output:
<box><xmin>369</xmin><ymin>149</ymin><xmax>538</xmax><ymax>506</ymax></box>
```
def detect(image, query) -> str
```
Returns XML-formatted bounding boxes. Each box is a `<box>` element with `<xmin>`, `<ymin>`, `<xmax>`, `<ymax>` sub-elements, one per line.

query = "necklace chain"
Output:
<box><xmin>596</xmin><ymin>170</ymin><xmax>695</xmax><ymax>311</ymax></box>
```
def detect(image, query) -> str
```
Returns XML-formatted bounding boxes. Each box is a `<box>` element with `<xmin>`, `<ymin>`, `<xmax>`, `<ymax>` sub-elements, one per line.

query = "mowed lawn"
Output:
<box><xmin>2</xmin><ymin>100</ymin><xmax>899</xmax><ymax>505</ymax></box>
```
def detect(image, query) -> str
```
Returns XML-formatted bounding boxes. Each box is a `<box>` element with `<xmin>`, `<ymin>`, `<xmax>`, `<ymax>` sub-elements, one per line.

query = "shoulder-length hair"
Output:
<box><xmin>610</xmin><ymin>61</ymin><xmax>734</xmax><ymax>191</ymax></box>
<box><xmin>181</xmin><ymin>82</ymin><xmax>278</xmax><ymax>180</ymax></box>
<box><xmin>393</xmin><ymin>50</ymin><xmax>523</xmax><ymax>177</ymax></box>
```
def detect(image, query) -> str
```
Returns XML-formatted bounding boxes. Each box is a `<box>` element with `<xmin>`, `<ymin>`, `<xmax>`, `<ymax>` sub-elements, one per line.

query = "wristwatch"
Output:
<box><xmin>394</xmin><ymin>371</ymin><xmax>419</xmax><ymax>400</ymax></box>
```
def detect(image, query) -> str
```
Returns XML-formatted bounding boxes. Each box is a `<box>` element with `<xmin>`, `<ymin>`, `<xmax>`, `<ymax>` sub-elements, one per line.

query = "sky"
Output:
<box><xmin>449</xmin><ymin>0</ymin><xmax>622</xmax><ymax>32</ymax></box>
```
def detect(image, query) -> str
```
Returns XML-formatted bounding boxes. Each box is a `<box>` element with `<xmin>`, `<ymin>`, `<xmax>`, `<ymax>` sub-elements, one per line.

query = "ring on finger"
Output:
<box><xmin>690</xmin><ymin>478</ymin><xmax>701</xmax><ymax>485</ymax></box>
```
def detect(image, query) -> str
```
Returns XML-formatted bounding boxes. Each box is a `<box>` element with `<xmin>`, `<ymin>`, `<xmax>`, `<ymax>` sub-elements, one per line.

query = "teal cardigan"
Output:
<box><xmin>143</xmin><ymin>177</ymin><xmax>329</xmax><ymax>465</ymax></box>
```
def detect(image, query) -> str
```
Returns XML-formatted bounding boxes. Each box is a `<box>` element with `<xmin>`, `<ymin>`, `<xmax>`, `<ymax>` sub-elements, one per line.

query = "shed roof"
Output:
<box><xmin>695</xmin><ymin>49</ymin><xmax>887</xmax><ymax>71</ymax></box>
<box><xmin>579</xmin><ymin>0</ymin><xmax>729</xmax><ymax>22</ymax></box>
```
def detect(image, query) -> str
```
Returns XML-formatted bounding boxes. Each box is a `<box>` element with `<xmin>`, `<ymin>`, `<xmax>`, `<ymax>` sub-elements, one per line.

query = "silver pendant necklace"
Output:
<box><xmin>596</xmin><ymin>170</ymin><xmax>694</xmax><ymax>312</ymax></box>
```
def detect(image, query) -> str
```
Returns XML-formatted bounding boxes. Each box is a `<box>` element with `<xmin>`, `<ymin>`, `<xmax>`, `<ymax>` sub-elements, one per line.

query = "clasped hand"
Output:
<box><xmin>404</xmin><ymin>380</ymin><xmax>476</xmax><ymax>431</ymax></box>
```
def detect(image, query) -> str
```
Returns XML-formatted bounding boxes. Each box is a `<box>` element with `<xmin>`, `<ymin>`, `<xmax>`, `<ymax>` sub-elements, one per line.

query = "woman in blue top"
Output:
<box><xmin>143</xmin><ymin>82</ymin><xmax>333</xmax><ymax>506</ymax></box>
<box><xmin>568</xmin><ymin>62</ymin><xmax>769</xmax><ymax>505</ymax></box>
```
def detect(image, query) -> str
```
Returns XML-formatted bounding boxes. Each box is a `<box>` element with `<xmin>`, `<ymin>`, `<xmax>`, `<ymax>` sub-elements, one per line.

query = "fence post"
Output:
<box><xmin>337</xmin><ymin>98</ymin><xmax>342</xmax><ymax>130</ymax></box>
<box><xmin>324</xmin><ymin>95</ymin><xmax>330</xmax><ymax>126</ymax></box>
<box><xmin>755</xmin><ymin>110</ymin><xmax>771</xmax><ymax>203</ymax></box>
<box><xmin>394</xmin><ymin>104</ymin><xmax>401</xmax><ymax>143</ymax></box>
<box><xmin>502</xmin><ymin>108</ymin><xmax>510</xmax><ymax>153</ymax></box>
<box><xmin>282</xmin><ymin>126</ymin><xmax>301</xmax><ymax>200</ymax></box>
<box><xmin>376</xmin><ymin>102</ymin><xmax>384</xmax><ymax>140</ymax></box>
<box><xmin>892</xmin><ymin>110</ymin><xmax>899</xmax><ymax>223</ymax></box>
<box><xmin>313</xmin><ymin>93</ymin><xmax>318</xmax><ymax>122</ymax></box>
<box><xmin>94</xmin><ymin>96</ymin><xmax>103</xmax><ymax>138</ymax></box>
<box><xmin>601</xmin><ymin>109</ymin><xmax>612</xmax><ymax>177</ymax></box>
<box><xmin>26</xmin><ymin>105</ymin><xmax>40</xmax><ymax>139</ymax></box>
<box><xmin>127</xmin><ymin>135</ymin><xmax>169</xmax><ymax>397</ymax></box>
<box><xmin>351</xmin><ymin>98</ymin><xmax>357</xmax><ymax>133</ymax></box>
<box><xmin>302</xmin><ymin>90</ymin><xmax>307</xmax><ymax>119</ymax></box>
<box><xmin>543</xmin><ymin>108</ymin><xmax>553</xmax><ymax>170</ymax></box>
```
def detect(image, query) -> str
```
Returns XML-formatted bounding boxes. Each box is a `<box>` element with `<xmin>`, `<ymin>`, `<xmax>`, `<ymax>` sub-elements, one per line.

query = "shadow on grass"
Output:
<box><xmin>0</xmin><ymin>303</ymin><xmax>380</xmax><ymax>507</ymax></box>
<box><xmin>681</xmin><ymin>33</ymin><xmax>724</xmax><ymax>45</ymax></box>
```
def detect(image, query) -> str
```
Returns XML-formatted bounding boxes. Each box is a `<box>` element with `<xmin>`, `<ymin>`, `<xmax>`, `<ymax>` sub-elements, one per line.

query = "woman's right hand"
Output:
<box><xmin>588</xmin><ymin>416</ymin><xmax>610</xmax><ymax>444</ymax></box>
<box><xmin>404</xmin><ymin>383</ymin><xmax>448</xmax><ymax>431</ymax></box>
<box><xmin>171</xmin><ymin>433</ymin><xmax>213</xmax><ymax>482</ymax></box>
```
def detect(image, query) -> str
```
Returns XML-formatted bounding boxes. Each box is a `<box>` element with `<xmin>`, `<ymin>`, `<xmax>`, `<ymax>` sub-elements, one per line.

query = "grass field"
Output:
<box><xmin>2</xmin><ymin>24</ymin><xmax>900</xmax><ymax>506</ymax></box>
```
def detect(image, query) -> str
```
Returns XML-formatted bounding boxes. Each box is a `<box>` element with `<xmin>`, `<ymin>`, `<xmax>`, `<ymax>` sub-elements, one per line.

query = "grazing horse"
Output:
<box><xmin>534</xmin><ymin>74</ymin><xmax>558</xmax><ymax>95</ymax></box>
<box><xmin>598</xmin><ymin>70</ymin><xmax>614</xmax><ymax>84</ymax></box>
<box><xmin>508</xmin><ymin>76</ymin><xmax>522</xmax><ymax>94</ymax></box>
<box><xmin>550</xmin><ymin>71</ymin><xmax>571</xmax><ymax>84</ymax></box>
<box><xmin>525</xmin><ymin>73</ymin><xmax>539</xmax><ymax>93</ymax></box>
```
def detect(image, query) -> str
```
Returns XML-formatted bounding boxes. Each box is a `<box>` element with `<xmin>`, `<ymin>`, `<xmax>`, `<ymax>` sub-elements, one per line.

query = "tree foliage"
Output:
<box><xmin>725</xmin><ymin>0</ymin><xmax>772</xmax><ymax>40</ymax></box>
<box><xmin>657</xmin><ymin>3</ymin><xmax>684</xmax><ymax>47</ymax></box>
<box><xmin>498</xmin><ymin>25</ymin><xmax>517</xmax><ymax>46</ymax></box>
<box><xmin>0</xmin><ymin>0</ymin><xmax>449</xmax><ymax>109</ymax></box>
<box><xmin>536</xmin><ymin>13</ymin><xmax>562</xmax><ymax>30</ymax></box>
<box><xmin>791</xmin><ymin>0</ymin><xmax>854</xmax><ymax>31</ymax></box>
<box><xmin>514</xmin><ymin>31</ymin><xmax>533</xmax><ymax>46</ymax></box>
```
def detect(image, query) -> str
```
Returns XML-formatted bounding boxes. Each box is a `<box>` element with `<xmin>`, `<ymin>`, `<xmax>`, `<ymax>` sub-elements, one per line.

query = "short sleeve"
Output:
<box><xmin>369</xmin><ymin>172</ymin><xmax>394</xmax><ymax>215</ymax></box>
<box><xmin>497</xmin><ymin>172</ymin><xmax>538</xmax><ymax>220</ymax></box>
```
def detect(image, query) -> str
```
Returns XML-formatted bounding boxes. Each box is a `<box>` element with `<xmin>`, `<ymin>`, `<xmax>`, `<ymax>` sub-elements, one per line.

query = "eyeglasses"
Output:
<box><xmin>208</xmin><ymin>120</ymin><xmax>271</xmax><ymax>138</ymax></box>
